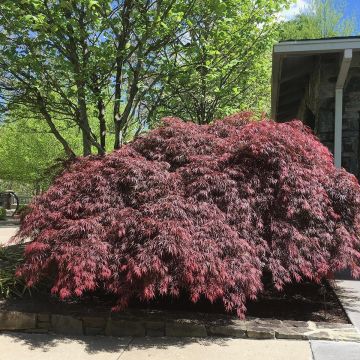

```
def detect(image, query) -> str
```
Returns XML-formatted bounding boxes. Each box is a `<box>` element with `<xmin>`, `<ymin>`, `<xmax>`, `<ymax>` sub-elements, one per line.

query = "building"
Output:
<box><xmin>271</xmin><ymin>36</ymin><xmax>360</xmax><ymax>177</ymax></box>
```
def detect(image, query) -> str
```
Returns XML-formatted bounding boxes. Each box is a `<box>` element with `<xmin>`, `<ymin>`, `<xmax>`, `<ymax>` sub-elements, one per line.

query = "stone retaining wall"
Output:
<box><xmin>1</xmin><ymin>309</ymin><xmax>359</xmax><ymax>342</ymax></box>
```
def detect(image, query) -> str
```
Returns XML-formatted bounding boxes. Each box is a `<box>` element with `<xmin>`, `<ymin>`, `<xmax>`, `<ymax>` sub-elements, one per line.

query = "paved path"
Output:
<box><xmin>335</xmin><ymin>280</ymin><xmax>360</xmax><ymax>329</ymax></box>
<box><xmin>0</xmin><ymin>225</ymin><xmax>18</xmax><ymax>245</ymax></box>
<box><xmin>310</xmin><ymin>340</ymin><xmax>360</xmax><ymax>360</ymax></box>
<box><xmin>0</xmin><ymin>333</ymin><xmax>312</xmax><ymax>360</ymax></box>
<box><xmin>310</xmin><ymin>279</ymin><xmax>360</xmax><ymax>360</ymax></box>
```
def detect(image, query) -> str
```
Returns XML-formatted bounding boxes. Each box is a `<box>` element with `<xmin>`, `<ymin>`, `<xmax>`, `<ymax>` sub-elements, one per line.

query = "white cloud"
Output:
<box><xmin>279</xmin><ymin>0</ymin><xmax>310</xmax><ymax>21</ymax></box>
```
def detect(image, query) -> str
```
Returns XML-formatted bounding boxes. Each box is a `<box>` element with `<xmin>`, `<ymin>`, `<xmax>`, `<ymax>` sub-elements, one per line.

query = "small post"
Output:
<box><xmin>334</xmin><ymin>88</ymin><xmax>343</xmax><ymax>168</ymax></box>
<box><xmin>334</xmin><ymin>49</ymin><xmax>353</xmax><ymax>168</ymax></box>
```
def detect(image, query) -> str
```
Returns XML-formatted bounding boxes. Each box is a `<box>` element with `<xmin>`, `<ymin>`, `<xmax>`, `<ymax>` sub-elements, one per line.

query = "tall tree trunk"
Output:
<box><xmin>81</xmin><ymin>130</ymin><xmax>91</xmax><ymax>156</ymax></box>
<box><xmin>36</xmin><ymin>93</ymin><xmax>76</xmax><ymax>159</ymax></box>
<box><xmin>113</xmin><ymin>0</ymin><xmax>132</xmax><ymax>149</ymax></box>
<box><xmin>97</xmin><ymin>97</ymin><xmax>106</xmax><ymax>151</ymax></box>
<box><xmin>113</xmin><ymin>55</ymin><xmax>123</xmax><ymax>150</ymax></box>
<box><xmin>90</xmin><ymin>75</ymin><xmax>106</xmax><ymax>153</ymax></box>
<box><xmin>76</xmin><ymin>79</ymin><xmax>92</xmax><ymax>156</ymax></box>
<box><xmin>114</xmin><ymin>61</ymin><xmax>141</xmax><ymax>149</ymax></box>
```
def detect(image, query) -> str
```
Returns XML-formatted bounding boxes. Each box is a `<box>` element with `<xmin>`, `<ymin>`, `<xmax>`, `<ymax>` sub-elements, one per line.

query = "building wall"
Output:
<box><xmin>316</xmin><ymin>54</ymin><xmax>339</xmax><ymax>155</ymax></box>
<box><xmin>298</xmin><ymin>52</ymin><xmax>360</xmax><ymax>177</ymax></box>
<box><xmin>342</xmin><ymin>53</ymin><xmax>360</xmax><ymax>176</ymax></box>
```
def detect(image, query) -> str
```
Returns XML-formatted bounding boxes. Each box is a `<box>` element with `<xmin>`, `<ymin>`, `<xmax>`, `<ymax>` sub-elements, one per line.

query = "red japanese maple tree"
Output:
<box><xmin>15</xmin><ymin>112</ymin><xmax>360</xmax><ymax>317</ymax></box>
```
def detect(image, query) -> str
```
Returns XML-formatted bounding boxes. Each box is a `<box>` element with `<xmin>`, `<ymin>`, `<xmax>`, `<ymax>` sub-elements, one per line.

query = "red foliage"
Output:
<box><xmin>15</xmin><ymin>112</ymin><xmax>360</xmax><ymax>318</ymax></box>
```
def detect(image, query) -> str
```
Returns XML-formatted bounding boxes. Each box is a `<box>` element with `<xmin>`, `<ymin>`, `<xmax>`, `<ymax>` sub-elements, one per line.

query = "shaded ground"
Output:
<box><xmin>0</xmin><ymin>333</ymin><xmax>312</xmax><ymax>360</ymax></box>
<box><xmin>0</xmin><ymin>280</ymin><xmax>349</xmax><ymax>324</ymax></box>
<box><xmin>334</xmin><ymin>280</ymin><xmax>360</xmax><ymax>329</ymax></box>
<box><xmin>247</xmin><ymin>281</ymin><xmax>348</xmax><ymax>323</ymax></box>
<box><xmin>125</xmin><ymin>279</ymin><xmax>348</xmax><ymax>323</ymax></box>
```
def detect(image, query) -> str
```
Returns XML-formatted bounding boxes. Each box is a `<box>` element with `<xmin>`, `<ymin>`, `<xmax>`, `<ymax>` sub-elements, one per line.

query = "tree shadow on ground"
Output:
<box><xmin>1</xmin><ymin>332</ymin><xmax>131</xmax><ymax>354</ymax></box>
<box><xmin>0</xmin><ymin>332</ymin><xmax>230</xmax><ymax>354</ymax></box>
<box><xmin>127</xmin><ymin>336</ymin><xmax>231</xmax><ymax>350</ymax></box>
<box><xmin>334</xmin><ymin>281</ymin><xmax>360</xmax><ymax>315</ymax></box>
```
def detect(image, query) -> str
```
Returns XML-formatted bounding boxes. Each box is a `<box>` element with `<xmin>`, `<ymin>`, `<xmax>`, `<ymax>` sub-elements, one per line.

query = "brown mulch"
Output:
<box><xmin>0</xmin><ymin>279</ymin><xmax>349</xmax><ymax>323</ymax></box>
<box><xmin>127</xmin><ymin>280</ymin><xmax>348</xmax><ymax>323</ymax></box>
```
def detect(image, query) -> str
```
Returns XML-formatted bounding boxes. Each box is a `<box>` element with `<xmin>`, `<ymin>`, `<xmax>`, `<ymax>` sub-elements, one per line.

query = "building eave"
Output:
<box><xmin>271</xmin><ymin>37</ymin><xmax>360</xmax><ymax>122</ymax></box>
<box><xmin>274</xmin><ymin>37</ymin><xmax>360</xmax><ymax>55</ymax></box>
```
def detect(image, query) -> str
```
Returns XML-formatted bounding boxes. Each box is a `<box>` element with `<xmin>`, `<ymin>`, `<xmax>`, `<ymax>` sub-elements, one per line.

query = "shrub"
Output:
<box><xmin>14</xmin><ymin>113</ymin><xmax>360</xmax><ymax>318</ymax></box>
<box><xmin>0</xmin><ymin>245</ymin><xmax>28</xmax><ymax>298</ymax></box>
<box><xmin>0</xmin><ymin>208</ymin><xmax>6</xmax><ymax>220</ymax></box>
<box><xmin>15</xmin><ymin>205</ymin><xmax>31</xmax><ymax>222</ymax></box>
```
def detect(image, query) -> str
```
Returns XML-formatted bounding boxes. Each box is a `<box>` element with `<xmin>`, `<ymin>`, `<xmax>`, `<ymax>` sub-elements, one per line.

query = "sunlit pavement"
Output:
<box><xmin>310</xmin><ymin>279</ymin><xmax>360</xmax><ymax>359</ymax></box>
<box><xmin>0</xmin><ymin>334</ymin><xmax>312</xmax><ymax>360</ymax></box>
<box><xmin>0</xmin><ymin>225</ymin><xmax>18</xmax><ymax>246</ymax></box>
<box><xmin>310</xmin><ymin>340</ymin><xmax>360</xmax><ymax>360</ymax></box>
<box><xmin>335</xmin><ymin>280</ymin><xmax>360</xmax><ymax>330</ymax></box>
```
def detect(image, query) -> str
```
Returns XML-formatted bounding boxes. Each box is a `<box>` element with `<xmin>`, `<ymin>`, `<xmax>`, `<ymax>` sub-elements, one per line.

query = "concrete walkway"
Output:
<box><xmin>310</xmin><ymin>279</ymin><xmax>360</xmax><ymax>360</ymax></box>
<box><xmin>335</xmin><ymin>280</ymin><xmax>360</xmax><ymax>329</ymax></box>
<box><xmin>310</xmin><ymin>340</ymin><xmax>360</xmax><ymax>360</ymax></box>
<box><xmin>0</xmin><ymin>225</ymin><xmax>18</xmax><ymax>246</ymax></box>
<box><xmin>0</xmin><ymin>333</ymin><xmax>312</xmax><ymax>360</ymax></box>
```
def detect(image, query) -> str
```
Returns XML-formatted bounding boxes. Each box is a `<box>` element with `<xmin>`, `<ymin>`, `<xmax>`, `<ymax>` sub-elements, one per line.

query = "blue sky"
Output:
<box><xmin>344</xmin><ymin>0</ymin><xmax>360</xmax><ymax>33</ymax></box>
<box><xmin>282</xmin><ymin>0</ymin><xmax>360</xmax><ymax>34</ymax></box>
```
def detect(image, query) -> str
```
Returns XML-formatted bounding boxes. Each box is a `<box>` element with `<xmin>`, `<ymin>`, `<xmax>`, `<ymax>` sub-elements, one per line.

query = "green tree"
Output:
<box><xmin>0</xmin><ymin>104</ymin><xmax>88</xmax><ymax>193</ymax></box>
<box><xmin>281</xmin><ymin>0</ymin><xmax>356</xmax><ymax>40</ymax></box>
<box><xmin>0</xmin><ymin>115</ymin><xmax>63</xmax><ymax>191</ymax></box>
<box><xmin>0</xmin><ymin>0</ymin><xmax>194</xmax><ymax>156</ymax></box>
<box><xmin>151</xmin><ymin>0</ymin><xmax>287</xmax><ymax>124</ymax></box>
<box><xmin>0</xmin><ymin>0</ymin><xmax>292</xmax><ymax>166</ymax></box>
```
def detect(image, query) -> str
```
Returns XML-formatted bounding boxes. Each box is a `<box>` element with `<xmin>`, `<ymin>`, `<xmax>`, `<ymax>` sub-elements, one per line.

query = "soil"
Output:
<box><xmin>128</xmin><ymin>280</ymin><xmax>349</xmax><ymax>323</ymax></box>
<box><xmin>0</xmin><ymin>280</ymin><xmax>349</xmax><ymax>323</ymax></box>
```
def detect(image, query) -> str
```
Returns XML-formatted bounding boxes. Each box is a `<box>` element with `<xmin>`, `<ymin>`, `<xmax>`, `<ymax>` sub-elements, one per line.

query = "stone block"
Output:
<box><xmin>315</xmin><ymin>322</ymin><xmax>353</xmax><ymax>329</ymax></box>
<box><xmin>24</xmin><ymin>328</ymin><xmax>49</xmax><ymax>334</ymax></box>
<box><xmin>207</xmin><ymin>325</ymin><xmax>246</xmax><ymax>338</ymax></box>
<box><xmin>84</xmin><ymin>327</ymin><xmax>105</xmax><ymax>336</ymax></box>
<box><xmin>51</xmin><ymin>314</ymin><xmax>83</xmax><ymax>335</ymax></box>
<box><xmin>319</xmin><ymin>84</ymin><xmax>336</xmax><ymax>99</ymax></box>
<box><xmin>231</xmin><ymin>320</ymin><xmax>248</xmax><ymax>328</ymax></box>
<box><xmin>166</xmin><ymin>320</ymin><xmax>207</xmax><ymax>337</ymax></box>
<box><xmin>82</xmin><ymin>316</ymin><xmax>107</xmax><ymax>328</ymax></box>
<box><xmin>334</xmin><ymin>333</ymin><xmax>360</xmax><ymax>342</ymax></box>
<box><xmin>350</xmin><ymin>54</ymin><xmax>360</xmax><ymax>67</ymax></box>
<box><xmin>346</xmin><ymin>76</ymin><xmax>360</xmax><ymax>92</ymax></box>
<box><xmin>247</xmin><ymin>326</ymin><xmax>275</xmax><ymax>339</ymax></box>
<box><xmin>282</xmin><ymin>320</ymin><xmax>309</xmax><ymax>328</ymax></box>
<box><xmin>251</xmin><ymin>319</ymin><xmax>283</xmax><ymax>327</ymax></box>
<box><xmin>37</xmin><ymin>314</ymin><xmax>50</xmax><ymax>323</ymax></box>
<box><xmin>37</xmin><ymin>321</ymin><xmax>50</xmax><ymax>330</ymax></box>
<box><xmin>0</xmin><ymin>311</ymin><xmax>36</xmax><ymax>330</ymax></box>
<box><xmin>318</xmin><ymin>111</ymin><xmax>334</xmax><ymax>133</ymax></box>
<box><xmin>106</xmin><ymin>319</ymin><xmax>145</xmax><ymax>337</ymax></box>
<box><xmin>145</xmin><ymin>321</ymin><xmax>165</xmax><ymax>337</ymax></box>
<box><xmin>342</xmin><ymin>118</ymin><xmax>359</xmax><ymax>131</ymax></box>
<box><xmin>275</xmin><ymin>328</ymin><xmax>308</xmax><ymax>340</ymax></box>
<box><xmin>307</xmin><ymin>331</ymin><xmax>333</xmax><ymax>340</ymax></box>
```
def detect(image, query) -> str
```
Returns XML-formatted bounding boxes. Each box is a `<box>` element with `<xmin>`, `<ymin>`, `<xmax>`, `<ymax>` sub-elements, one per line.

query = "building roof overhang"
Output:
<box><xmin>271</xmin><ymin>36</ymin><xmax>360</xmax><ymax>122</ymax></box>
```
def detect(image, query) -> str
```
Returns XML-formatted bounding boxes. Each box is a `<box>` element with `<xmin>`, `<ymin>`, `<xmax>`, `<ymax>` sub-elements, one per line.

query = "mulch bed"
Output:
<box><xmin>0</xmin><ymin>279</ymin><xmax>349</xmax><ymax>324</ymax></box>
<box><xmin>248</xmin><ymin>280</ymin><xmax>348</xmax><ymax>323</ymax></box>
<box><xmin>127</xmin><ymin>280</ymin><xmax>348</xmax><ymax>323</ymax></box>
